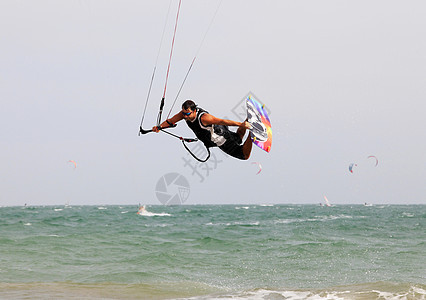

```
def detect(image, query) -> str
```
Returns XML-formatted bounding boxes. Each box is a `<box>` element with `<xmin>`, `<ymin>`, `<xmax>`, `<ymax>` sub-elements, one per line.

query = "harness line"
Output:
<box><xmin>160</xmin><ymin>129</ymin><xmax>211</xmax><ymax>163</ymax></box>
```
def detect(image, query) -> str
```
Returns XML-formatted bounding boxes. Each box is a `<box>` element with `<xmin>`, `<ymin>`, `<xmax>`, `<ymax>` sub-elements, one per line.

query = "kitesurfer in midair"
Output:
<box><xmin>152</xmin><ymin>100</ymin><xmax>253</xmax><ymax>160</ymax></box>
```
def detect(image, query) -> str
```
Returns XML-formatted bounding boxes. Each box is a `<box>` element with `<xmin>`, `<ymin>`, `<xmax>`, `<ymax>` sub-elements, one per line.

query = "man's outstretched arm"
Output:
<box><xmin>201</xmin><ymin>113</ymin><xmax>250</xmax><ymax>129</ymax></box>
<box><xmin>152</xmin><ymin>112</ymin><xmax>184</xmax><ymax>132</ymax></box>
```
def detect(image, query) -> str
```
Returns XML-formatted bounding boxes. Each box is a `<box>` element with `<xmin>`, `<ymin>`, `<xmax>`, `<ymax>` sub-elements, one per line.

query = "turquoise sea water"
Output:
<box><xmin>0</xmin><ymin>204</ymin><xmax>425</xmax><ymax>299</ymax></box>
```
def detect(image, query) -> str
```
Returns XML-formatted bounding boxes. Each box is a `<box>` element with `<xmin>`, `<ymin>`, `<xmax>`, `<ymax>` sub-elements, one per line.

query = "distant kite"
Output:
<box><xmin>68</xmin><ymin>160</ymin><xmax>77</xmax><ymax>169</ymax></box>
<box><xmin>252</xmin><ymin>162</ymin><xmax>262</xmax><ymax>175</ymax></box>
<box><xmin>324</xmin><ymin>195</ymin><xmax>331</xmax><ymax>207</ymax></box>
<box><xmin>349</xmin><ymin>163</ymin><xmax>357</xmax><ymax>173</ymax></box>
<box><xmin>368</xmin><ymin>155</ymin><xmax>378</xmax><ymax>167</ymax></box>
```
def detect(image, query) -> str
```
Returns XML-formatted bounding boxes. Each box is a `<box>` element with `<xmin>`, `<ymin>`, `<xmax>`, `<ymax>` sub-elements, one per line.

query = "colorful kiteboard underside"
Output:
<box><xmin>246</xmin><ymin>95</ymin><xmax>272</xmax><ymax>153</ymax></box>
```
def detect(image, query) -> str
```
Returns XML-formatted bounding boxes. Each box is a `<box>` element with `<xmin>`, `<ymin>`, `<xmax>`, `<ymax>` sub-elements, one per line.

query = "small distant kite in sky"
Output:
<box><xmin>252</xmin><ymin>162</ymin><xmax>262</xmax><ymax>175</ymax></box>
<box><xmin>367</xmin><ymin>155</ymin><xmax>378</xmax><ymax>166</ymax></box>
<box><xmin>349</xmin><ymin>163</ymin><xmax>357</xmax><ymax>173</ymax></box>
<box><xmin>68</xmin><ymin>160</ymin><xmax>77</xmax><ymax>169</ymax></box>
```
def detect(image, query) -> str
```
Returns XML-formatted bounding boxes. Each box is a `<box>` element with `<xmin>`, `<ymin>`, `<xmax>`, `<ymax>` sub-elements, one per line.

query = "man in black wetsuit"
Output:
<box><xmin>152</xmin><ymin>100</ymin><xmax>252</xmax><ymax>160</ymax></box>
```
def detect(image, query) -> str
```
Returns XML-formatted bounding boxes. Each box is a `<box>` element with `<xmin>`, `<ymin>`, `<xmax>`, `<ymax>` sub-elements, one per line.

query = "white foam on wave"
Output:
<box><xmin>205</xmin><ymin>221</ymin><xmax>260</xmax><ymax>226</ymax></box>
<box><xmin>138</xmin><ymin>211</ymin><xmax>171</xmax><ymax>217</ymax></box>
<box><xmin>274</xmin><ymin>219</ymin><xmax>300</xmax><ymax>224</ymax></box>
<box><xmin>187</xmin><ymin>289</ymin><xmax>349</xmax><ymax>299</ymax></box>
<box><xmin>372</xmin><ymin>285</ymin><xmax>426</xmax><ymax>300</ymax></box>
<box><xmin>187</xmin><ymin>286</ymin><xmax>426</xmax><ymax>300</ymax></box>
<box><xmin>235</xmin><ymin>206</ymin><xmax>251</xmax><ymax>210</ymax></box>
<box><xmin>412</xmin><ymin>286</ymin><xmax>426</xmax><ymax>294</ymax></box>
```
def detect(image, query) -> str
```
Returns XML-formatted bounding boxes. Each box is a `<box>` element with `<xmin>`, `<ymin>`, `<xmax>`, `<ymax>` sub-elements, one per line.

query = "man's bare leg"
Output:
<box><xmin>236</xmin><ymin>122</ymin><xmax>247</xmax><ymax>140</ymax></box>
<box><xmin>242</xmin><ymin>134</ymin><xmax>253</xmax><ymax>160</ymax></box>
<box><xmin>237</xmin><ymin>120</ymin><xmax>252</xmax><ymax>160</ymax></box>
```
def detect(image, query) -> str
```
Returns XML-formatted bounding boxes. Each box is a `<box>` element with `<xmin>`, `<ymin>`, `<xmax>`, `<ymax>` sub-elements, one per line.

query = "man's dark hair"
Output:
<box><xmin>182</xmin><ymin>100</ymin><xmax>197</xmax><ymax>111</ymax></box>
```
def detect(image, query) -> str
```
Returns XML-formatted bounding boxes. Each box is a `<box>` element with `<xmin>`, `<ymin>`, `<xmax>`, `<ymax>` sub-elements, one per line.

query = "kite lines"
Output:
<box><xmin>139</xmin><ymin>0</ymin><xmax>179</xmax><ymax>134</ymax></box>
<box><xmin>139</xmin><ymin>0</ymin><xmax>222</xmax><ymax>133</ymax></box>
<box><xmin>138</xmin><ymin>0</ymin><xmax>222</xmax><ymax>162</ymax></box>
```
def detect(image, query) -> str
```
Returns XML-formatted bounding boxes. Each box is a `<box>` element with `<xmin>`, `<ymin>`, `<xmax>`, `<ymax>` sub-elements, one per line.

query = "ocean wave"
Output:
<box><xmin>205</xmin><ymin>221</ymin><xmax>260</xmax><ymax>227</ymax></box>
<box><xmin>0</xmin><ymin>282</ymin><xmax>424</xmax><ymax>300</ymax></box>
<box><xmin>187</xmin><ymin>283</ymin><xmax>426</xmax><ymax>300</ymax></box>
<box><xmin>1</xmin><ymin>204</ymin><xmax>424</xmax><ymax>297</ymax></box>
<box><xmin>273</xmin><ymin>214</ymin><xmax>357</xmax><ymax>225</ymax></box>
<box><xmin>138</xmin><ymin>211</ymin><xmax>171</xmax><ymax>217</ymax></box>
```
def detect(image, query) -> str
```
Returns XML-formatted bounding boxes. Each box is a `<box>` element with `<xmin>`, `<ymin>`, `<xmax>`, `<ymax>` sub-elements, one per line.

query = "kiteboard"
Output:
<box><xmin>246</xmin><ymin>95</ymin><xmax>272</xmax><ymax>153</ymax></box>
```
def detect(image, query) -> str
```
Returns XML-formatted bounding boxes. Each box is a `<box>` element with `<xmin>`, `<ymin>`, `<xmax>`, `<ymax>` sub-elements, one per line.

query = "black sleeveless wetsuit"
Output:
<box><xmin>185</xmin><ymin>107</ymin><xmax>246</xmax><ymax>160</ymax></box>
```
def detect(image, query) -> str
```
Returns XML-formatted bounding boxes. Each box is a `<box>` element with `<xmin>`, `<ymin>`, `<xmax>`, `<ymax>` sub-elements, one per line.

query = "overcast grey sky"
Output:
<box><xmin>1</xmin><ymin>0</ymin><xmax>425</xmax><ymax>206</ymax></box>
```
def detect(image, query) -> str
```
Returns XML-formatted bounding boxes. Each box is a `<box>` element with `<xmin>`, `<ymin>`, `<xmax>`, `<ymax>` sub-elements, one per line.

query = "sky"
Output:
<box><xmin>1</xmin><ymin>0</ymin><xmax>425</xmax><ymax>206</ymax></box>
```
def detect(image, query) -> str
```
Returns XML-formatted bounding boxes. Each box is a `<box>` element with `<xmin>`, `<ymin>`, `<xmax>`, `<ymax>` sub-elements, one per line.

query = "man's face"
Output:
<box><xmin>181</xmin><ymin>108</ymin><xmax>196</xmax><ymax>121</ymax></box>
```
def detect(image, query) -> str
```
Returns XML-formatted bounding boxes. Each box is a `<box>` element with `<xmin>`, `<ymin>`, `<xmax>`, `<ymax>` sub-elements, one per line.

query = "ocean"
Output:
<box><xmin>0</xmin><ymin>204</ymin><xmax>424</xmax><ymax>299</ymax></box>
